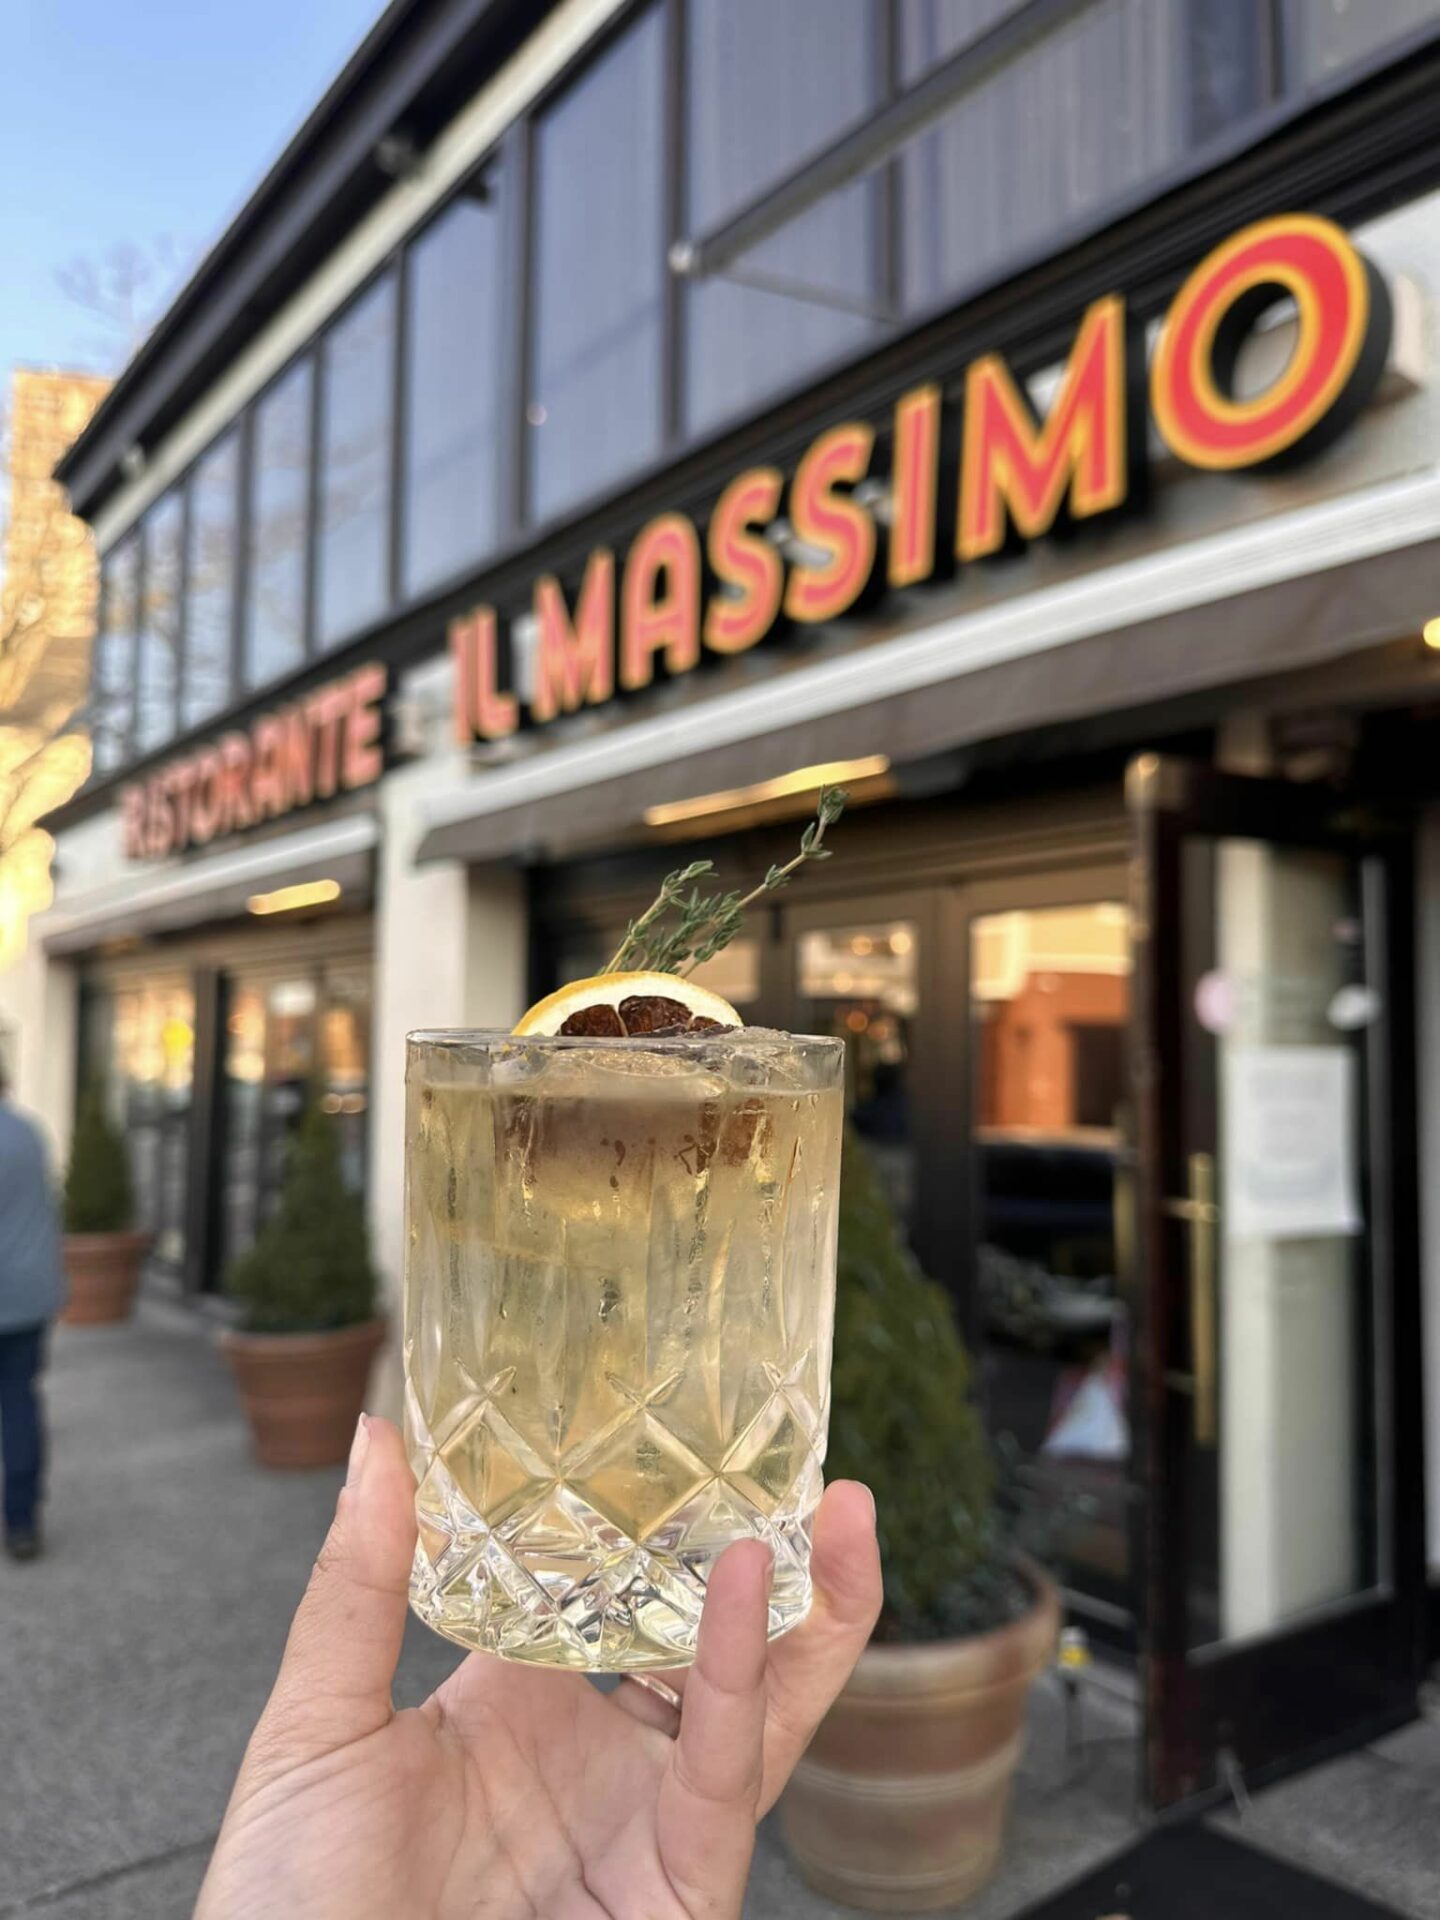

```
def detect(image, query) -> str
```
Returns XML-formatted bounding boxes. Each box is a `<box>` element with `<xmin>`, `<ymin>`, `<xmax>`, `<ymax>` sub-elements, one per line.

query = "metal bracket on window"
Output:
<box><xmin>670</xmin><ymin>251</ymin><xmax>896</xmax><ymax>326</ymax></box>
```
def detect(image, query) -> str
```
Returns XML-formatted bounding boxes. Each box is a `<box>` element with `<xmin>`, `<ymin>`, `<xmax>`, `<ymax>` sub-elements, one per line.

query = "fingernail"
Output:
<box><xmin>860</xmin><ymin>1484</ymin><xmax>877</xmax><ymax>1523</ymax></box>
<box><xmin>346</xmin><ymin>1412</ymin><xmax>371</xmax><ymax>1488</ymax></box>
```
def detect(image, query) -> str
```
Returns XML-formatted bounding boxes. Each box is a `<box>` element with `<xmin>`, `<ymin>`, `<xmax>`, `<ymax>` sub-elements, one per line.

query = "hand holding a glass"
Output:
<box><xmin>198</xmin><ymin>797</ymin><xmax>877</xmax><ymax>1916</ymax></box>
<box><xmin>196</xmin><ymin>1418</ymin><xmax>879</xmax><ymax>1920</ymax></box>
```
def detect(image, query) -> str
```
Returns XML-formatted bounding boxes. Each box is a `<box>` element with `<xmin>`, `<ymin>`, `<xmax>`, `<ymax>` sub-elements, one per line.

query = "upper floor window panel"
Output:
<box><xmin>899</xmin><ymin>0</ymin><xmax>1188</xmax><ymax>316</ymax></box>
<box><xmin>1290</xmin><ymin>0</ymin><xmax>1440</xmax><ymax>84</ymax></box>
<box><xmin>317</xmin><ymin>274</ymin><xmax>395</xmax><ymax>648</ymax></box>
<box><xmin>135</xmin><ymin>490</ymin><xmax>183</xmax><ymax>755</ymax></box>
<box><xmin>403</xmin><ymin>178</ymin><xmax>504</xmax><ymax>599</ymax></box>
<box><xmin>528</xmin><ymin>9</ymin><xmax>665</xmax><ymax>522</ymax></box>
<box><xmin>92</xmin><ymin>537</ymin><xmax>138</xmax><ymax>774</ymax></box>
<box><xmin>182</xmin><ymin>431</ymin><xmax>240</xmax><ymax>731</ymax></box>
<box><xmin>246</xmin><ymin>357</ymin><xmax>313</xmax><ymax>686</ymax></box>
<box><xmin>684</xmin><ymin>0</ymin><xmax>882</xmax><ymax>438</ymax></box>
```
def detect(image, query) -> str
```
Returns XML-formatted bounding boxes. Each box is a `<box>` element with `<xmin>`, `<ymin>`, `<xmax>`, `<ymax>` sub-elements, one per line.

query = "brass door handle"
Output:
<box><xmin>1162</xmin><ymin>1152</ymin><xmax>1219</xmax><ymax>1446</ymax></box>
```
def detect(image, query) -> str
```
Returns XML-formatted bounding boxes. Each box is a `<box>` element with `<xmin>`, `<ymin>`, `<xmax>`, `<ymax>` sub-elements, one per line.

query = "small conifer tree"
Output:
<box><xmin>63</xmin><ymin>1084</ymin><xmax>135</xmax><ymax>1234</ymax></box>
<box><xmin>827</xmin><ymin>1133</ymin><xmax>1022</xmax><ymax>1640</ymax></box>
<box><xmin>226</xmin><ymin>1099</ymin><xmax>376</xmax><ymax>1333</ymax></box>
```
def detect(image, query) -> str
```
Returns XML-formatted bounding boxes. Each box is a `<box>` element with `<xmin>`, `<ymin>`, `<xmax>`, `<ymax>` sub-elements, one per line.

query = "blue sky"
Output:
<box><xmin>0</xmin><ymin>0</ymin><xmax>385</xmax><ymax>378</ymax></box>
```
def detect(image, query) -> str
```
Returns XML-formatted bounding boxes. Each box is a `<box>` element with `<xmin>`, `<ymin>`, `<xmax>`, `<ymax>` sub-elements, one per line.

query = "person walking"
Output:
<box><xmin>0</xmin><ymin>1065</ymin><xmax>66</xmax><ymax>1562</ymax></box>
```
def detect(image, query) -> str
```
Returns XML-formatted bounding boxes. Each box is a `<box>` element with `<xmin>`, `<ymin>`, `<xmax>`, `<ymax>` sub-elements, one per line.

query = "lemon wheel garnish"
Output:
<box><xmin>514</xmin><ymin>970</ymin><xmax>741</xmax><ymax>1038</ymax></box>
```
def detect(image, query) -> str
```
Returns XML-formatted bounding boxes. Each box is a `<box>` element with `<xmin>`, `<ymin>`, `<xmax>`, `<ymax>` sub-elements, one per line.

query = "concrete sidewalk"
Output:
<box><xmin>1</xmin><ymin>1308</ymin><xmax>1435</xmax><ymax>1918</ymax></box>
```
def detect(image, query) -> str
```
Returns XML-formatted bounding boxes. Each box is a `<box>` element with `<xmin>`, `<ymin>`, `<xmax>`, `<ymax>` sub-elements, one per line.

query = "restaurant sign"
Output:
<box><xmin>453</xmin><ymin>214</ymin><xmax>1391</xmax><ymax>744</ymax></box>
<box><xmin>120</xmin><ymin>662</ymin><xmax>387</xmax><ymax>860</ymax></box>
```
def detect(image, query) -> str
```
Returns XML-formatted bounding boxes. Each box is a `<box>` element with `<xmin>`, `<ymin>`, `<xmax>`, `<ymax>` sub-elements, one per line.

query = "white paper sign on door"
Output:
<box><xmin>1222</xmin><ymin>1044</ymin><xmax>1362</xmax><ymax>1240</ymax></box>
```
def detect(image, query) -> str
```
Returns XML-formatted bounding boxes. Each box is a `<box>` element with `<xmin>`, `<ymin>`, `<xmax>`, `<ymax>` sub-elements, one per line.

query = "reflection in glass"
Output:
<box><xmin>1184</xmin><ymin>838</ymin><xmax>1377</xmax><ymax>1648</ymax></box>
<box><xmin>900</xmin><ymin>0</ymin><xmax>1183</xmax><ymax>316</ymax></box>
<box><xmin>135</xmin><ymin>491</ymin><xmax>183</xmax><ymax>754</ymax></box>
<box><xmin>246</xmin><ymin>359</ymin><xmax>312</xmax><ymax>685</ymax></box>
<box><xmin>796</xmin><ymin>922</ymin><xmax>918</xmax><ymax>1234</ymax></box>
<box><xmin>222</xmin><ymin>965</ymin><xmax>373</xmax><ymax>1272</ymax></box>
<box><xmin>971</xmin><ymin>902</ymin><xmax>1132</xmax><ymax>1604</ymax></box>
<box><xmin>1291</xmin><ymin>0</ymin><xmax>1440</xmax><ymax>83</ymax></box>
<box><xmin>1184</xmin><ymin>0</ymin><xmax>1269</xmax><ymax>143</ymax></box>
<box><xmin>529</xmin><ymin>11</ymin><xmax>664</xmax><ymax>520</ymax></box>
<box><xmin>183</xmin><ymin>432</ymin><xmax>240</xmax><ymax>729</ymax></box>
<box><xmin>103</xmin><ymin>979</ymin><xmax>195</xmax><ymax>1268</ymax></box>
<box><xmin>684</xmin><ymin>0</ymin><xmax>880</xmax><ymax>434</ymax></box>
<box><xmin>222</xmin><ymin>983</ymin><xmax>267</xmax><ymax>1273</ymax></box>
<box><xmin>319</xmin><ymin>963</ymin><xmax>371</xmax><ymax>1194</ymax></box>
<box><xmin>899</xmin><ymin>0</ymin><xmax>1029</xmax><ymax>83</ymax></box>
<box><xmin>93</xmin><ymin>539</ymin><xmax>139</xmax><ymax>771</ymax></box>
<box><xmin>318</xmin><ymin>276</ymin><xmax>395</xmax><ymax>646</ymax></box>
<box><xmin>404</xmin><ymin>187</ymin><xmax>503</xmax><ymax>596</ymax></box>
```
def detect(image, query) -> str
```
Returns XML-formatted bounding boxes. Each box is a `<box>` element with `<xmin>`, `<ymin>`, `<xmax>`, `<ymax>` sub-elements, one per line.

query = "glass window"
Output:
<box><xmin>403</xmin><ymin>182</ymin><xmax>504</xmax><ymax>597</ymax></box>
<box><xmin>317</xmin><ymin>275</ymin><xmax>395</xmax><ymax>647</ymax></box>
<box><xmin>92</xmin><ymin>538</ymin><xmax>138</xmax><ymax>772</ymax></box>
<box><xmin>969</xmin><ymin>901</ymin><xmax>1132</xmax><ymax>1605</ymax></box>
<box><xmin>684</xmin><ymin>0</ymin><xmax>881</xmax><ymax>436</ymax></box>
<box><xmin>182</xmin><ymin>432</ymin><xmax>240</xmax><ymax>730</ymax></box>
<box><xmin>134</xmin><ymin>491</ymin><xmax>183</xmax><ymax>754</ymax></box>
<box><xmin>900</xmin><ymin>0</ymin><xmax>1185</xmax><ymax>315</ymax></box>
<box><xmin>899</xmin><ymin>0</ymin><xmax>1032</xmax><ymax>82</ymax></box>
<box><xmin>1185</xmin><ymin>0</ymin><xmax>1271</xmax><ymax>143</ymax></box>
<box><xmin>103</xmin><ymin>977</ymin><xmax>195</xmax><ymax>1270</ymax></box>
<box><xmin>245</xmin><ymin>359</ymin><xmax>312</xmax><ymax>685</ymax></box>
<box><xmin>529</xmin><ymin>10</ymin><xmax>665</xmax><ymax>520</ymax></box>
<box><xmin>1289</xmin><ymin>0</ymin><xmax>1440</xmax><ymax>84</ymax></box>
<box><xmin>796</xmin><ymin>921</ymin><xmax>919</xmax><ymax>1235</ymax></box>
<box><xmin>220</xmin><ymin>964</ymin><xmax>372</xmax><ymax>1274</ymax></box>
<box><xmin>319</xmin><ymin>963</ymin><xmax>371</xmax><ymax>1195</ymax></box>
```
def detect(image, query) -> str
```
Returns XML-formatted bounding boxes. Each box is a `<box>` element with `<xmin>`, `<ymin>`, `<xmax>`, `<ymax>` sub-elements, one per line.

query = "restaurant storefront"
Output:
<box><xmin>14</xmin><ymin>0</ymin><xmax>1440</xmax><ymax>1811</ymax></box>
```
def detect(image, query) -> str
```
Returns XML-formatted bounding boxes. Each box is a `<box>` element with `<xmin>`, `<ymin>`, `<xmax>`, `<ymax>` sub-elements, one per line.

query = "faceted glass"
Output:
<box><xmin>404</xmin><ymin>1029</ymin><xmax>844</xmax><ymax>1671</ymax></box>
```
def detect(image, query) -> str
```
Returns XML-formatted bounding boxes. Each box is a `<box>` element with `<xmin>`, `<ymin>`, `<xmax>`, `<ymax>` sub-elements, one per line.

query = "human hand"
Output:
<box><xmin>196</xmin><ymin>1415</ymin><xmax>881</xmax><ymax>1919</ymax></box>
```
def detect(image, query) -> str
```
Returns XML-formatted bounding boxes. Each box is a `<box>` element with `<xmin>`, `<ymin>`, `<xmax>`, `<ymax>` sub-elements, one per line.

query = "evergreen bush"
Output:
<box><xmin>226</xmin><ymin>1099</ymin><xmax>377</xmax><ymax>1334</ymax></box>
<box><xmin>826</xmin><ymin>1131</ymin><xmax>1027</xmax><ymax>1641</ymax></box>
<box><xmin>63</xmin><ymin>1085</ymin><xmax>135</xmax><ymax>1234</ymax></box>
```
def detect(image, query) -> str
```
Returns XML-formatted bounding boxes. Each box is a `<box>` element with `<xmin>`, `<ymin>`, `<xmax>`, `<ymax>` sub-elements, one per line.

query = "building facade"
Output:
<box><xmin>18</xmin><ymin>0</ymin><xmax>1440</xmax><ymax>1807</ymax></box>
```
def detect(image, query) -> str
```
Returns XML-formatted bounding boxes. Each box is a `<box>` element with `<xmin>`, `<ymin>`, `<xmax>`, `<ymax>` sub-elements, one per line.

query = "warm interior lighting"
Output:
<box><xmin>644</xmin><ymin>756</ymin><xmax>891</xmax><ymax>828</ymax></box>
<box><xmin>1424</xmin><ymin>617</ymin><xmax>1440</xmax><ymax>651</ymax></box>
<box><xmin>247</xmin><ymin>878</ymin><xmax>342</xmax><ymax>916</ymax></box>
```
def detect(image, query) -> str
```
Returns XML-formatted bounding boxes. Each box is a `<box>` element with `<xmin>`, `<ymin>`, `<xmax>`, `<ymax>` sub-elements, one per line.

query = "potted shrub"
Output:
<box><xmin>220</xmin><ymin>1099</ymin><xmax>385</xmax><ymax>1469</ymax></box>
<box><xmin>61</xmin><ymin>1085</ymin><xmax>150</xmax><ymax>1324</ymax></box>
<box><xmin>780</xmin><ymin>1135</ymin><xmax>1060</xmax><ymax>1911</ymax></box>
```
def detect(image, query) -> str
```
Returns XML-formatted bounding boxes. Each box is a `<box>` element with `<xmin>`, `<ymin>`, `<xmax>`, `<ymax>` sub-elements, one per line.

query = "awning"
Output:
<box><xmin>40</xmin><ymin>813</ymin><xmax>377</xmax><ymax>955</ymax></box>
<box><xmin>416</xmin><ymin>471</ymin><xmax>1440</xmax><ymax>866</ymax></box>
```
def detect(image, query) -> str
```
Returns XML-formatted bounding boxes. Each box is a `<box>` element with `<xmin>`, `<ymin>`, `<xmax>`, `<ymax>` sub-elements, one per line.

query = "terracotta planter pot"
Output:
<box><xmin>60</xmin><ymin>1232</ymin><xmax>152</xmax><ymax>1325</ymax></box>
<box><xmin>220</xmin><ymin>1319</ymin><xmax>387</xmax><ymax>1469</ymax></box>
<box><xmin>780</xmin><ymin>1563</ymin><xmax>1060</xmax><ymax>1912</ymax></box>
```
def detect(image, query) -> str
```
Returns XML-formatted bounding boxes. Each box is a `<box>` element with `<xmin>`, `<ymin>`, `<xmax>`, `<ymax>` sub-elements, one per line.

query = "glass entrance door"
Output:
<box><xmin>1129</xmin><ymin>758</ymin><xmax>1425</xmax><ymax>1809</ymax></box>
<box><xmin>967</xmin><ymin>895</ymin><xmax>1135</xmax><ymax>1631</ymax></box>
<box><xmin>217</xmin><ymin>961</ymin><xmax>372</xmax><ymax>1279</ymax></box>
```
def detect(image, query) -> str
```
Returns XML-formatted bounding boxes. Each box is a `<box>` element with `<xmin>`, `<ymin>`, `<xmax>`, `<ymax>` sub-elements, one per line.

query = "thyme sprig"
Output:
<box><xmin>604</xmin><ymin>787</ymin><xmax>847</xmax><ymax>977</ymax></box>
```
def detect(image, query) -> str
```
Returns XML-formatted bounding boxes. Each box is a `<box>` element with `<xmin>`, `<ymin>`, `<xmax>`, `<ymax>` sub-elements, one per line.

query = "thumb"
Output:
<box><xmin>251</xmin><ymin>1413</ymin><xmax>418</xmax><ymax>1771</ymax></box>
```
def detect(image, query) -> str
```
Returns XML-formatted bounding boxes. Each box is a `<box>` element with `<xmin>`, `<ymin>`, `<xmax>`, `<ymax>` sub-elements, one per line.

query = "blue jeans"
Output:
<box><xmin>0</xmin><ymin>1324</ymin><xmax>46</xmax><ymax>1535</ymax></box>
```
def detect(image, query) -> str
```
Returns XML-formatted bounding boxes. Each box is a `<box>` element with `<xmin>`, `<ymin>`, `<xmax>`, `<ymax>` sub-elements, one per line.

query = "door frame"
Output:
<box><xmin>1128</xmin><ymin>755</ymin><xmax>1427</xmax><ymax>1810</ymax></box>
